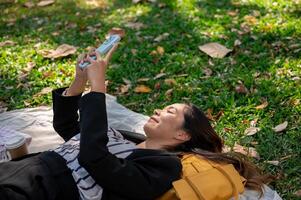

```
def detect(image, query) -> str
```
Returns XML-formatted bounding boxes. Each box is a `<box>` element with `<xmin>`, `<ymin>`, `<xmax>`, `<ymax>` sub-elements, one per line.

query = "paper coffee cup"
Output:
<box><xmin>5</xmin><ymin>135</ymin><xmax>28</xmax><ymax>159</ymax></box>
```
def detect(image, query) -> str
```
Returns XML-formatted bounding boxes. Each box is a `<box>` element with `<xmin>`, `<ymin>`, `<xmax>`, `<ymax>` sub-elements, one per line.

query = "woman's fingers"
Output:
<box><xmin>77</xmin><ymin>53</ymin><xmax>85</xmax><ymax>61</ymax></box>
<box><xmin>77</xmin><ymin>53</ymin><xmax>86</xmax><ymax>64</ymax></box>
<box><xmin>86</xmin><ymin>56</ymin><xmax>95</xmax><ymax>63</ymax></box>
<box><xmin>95</xmin><ymin>51</ymin><xmax>102</xmax><ymax>61</ymax></box>
<box><xmin>82</xmin><ymin>43</ymin><xmax>118</xmax><ymax>69</ymax></box>
<box><xmin>104</xmin><ymin>44</ymin><xmax>119</xmax><ymax>64</ymax></box>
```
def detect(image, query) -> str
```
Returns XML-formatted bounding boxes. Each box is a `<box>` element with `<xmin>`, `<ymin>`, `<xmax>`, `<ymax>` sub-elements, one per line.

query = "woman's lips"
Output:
<box><xmin>150</xmin><ymin>116</ymin><xmax>159</xmax><ymax>123</ymax></box>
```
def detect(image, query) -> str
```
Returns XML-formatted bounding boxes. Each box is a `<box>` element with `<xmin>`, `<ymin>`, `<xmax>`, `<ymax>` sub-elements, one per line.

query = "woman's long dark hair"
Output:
<box><xmin>175</xmin><ymin>103</ymin><xmax>273</xmax><ymax>194</ymax></box>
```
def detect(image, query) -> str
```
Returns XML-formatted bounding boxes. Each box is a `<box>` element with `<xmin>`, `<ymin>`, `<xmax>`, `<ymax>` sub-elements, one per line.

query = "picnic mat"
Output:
<box><xmin>0</xmin><ymin>94</ymin><xmax>148</xmax><ymax>153</ymax></box>
<box><xmin>0</xmin><ymin>94</ymin><xmax>282</xmax><ymax>200</ymax></box>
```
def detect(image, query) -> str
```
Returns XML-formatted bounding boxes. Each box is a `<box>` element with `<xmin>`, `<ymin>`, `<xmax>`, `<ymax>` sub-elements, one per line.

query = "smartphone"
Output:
<box><xmin>79</xmin><ymin>34</ymin><xmax>121</xmax><ymax>69</ymax></box>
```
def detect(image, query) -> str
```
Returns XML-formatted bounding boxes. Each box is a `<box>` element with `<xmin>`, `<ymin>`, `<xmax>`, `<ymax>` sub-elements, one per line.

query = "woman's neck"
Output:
<box><xmin>136</xmin><ymin>139</ymin><xmax>165</xmax><ymax>150</ymax></box>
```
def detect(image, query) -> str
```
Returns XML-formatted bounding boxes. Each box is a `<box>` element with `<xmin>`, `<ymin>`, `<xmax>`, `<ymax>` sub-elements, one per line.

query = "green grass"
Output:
<box><xmin>1</xmin><ymin>0</ymin><xmax>300</xmax><ymax>198</ymax></box>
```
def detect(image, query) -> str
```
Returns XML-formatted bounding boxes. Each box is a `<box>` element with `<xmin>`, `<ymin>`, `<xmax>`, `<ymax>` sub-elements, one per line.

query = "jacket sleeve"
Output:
<box><xmin>78</xmin><ymin>92</ymin><xmax>181</xmax><ymax>199</ymax></box>
<box><xmin>52</xmin><ymin>88</ymin><xmax>82</xmax><ymax>141</ymax></box>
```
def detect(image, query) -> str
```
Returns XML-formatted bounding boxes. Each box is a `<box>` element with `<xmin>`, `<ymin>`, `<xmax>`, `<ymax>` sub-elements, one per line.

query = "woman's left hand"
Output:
<box><xmin>85</xmin><ymin>44</ymin><xmax>119</xmax><ymax>93</ymax></box>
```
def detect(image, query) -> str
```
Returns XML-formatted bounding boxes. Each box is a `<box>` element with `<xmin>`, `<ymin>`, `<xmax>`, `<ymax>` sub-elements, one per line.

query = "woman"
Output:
<box><xmin>0</xmin><ymin>32</ymin><xmax>270</xmax><ymax>200</ymax></box>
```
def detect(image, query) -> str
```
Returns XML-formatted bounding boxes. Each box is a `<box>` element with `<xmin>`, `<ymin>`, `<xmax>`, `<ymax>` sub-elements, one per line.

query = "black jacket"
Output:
<box><xmin>52</xmin><ymin>88</ymin><xmax>182</xmax><ymax>200</ymax></box>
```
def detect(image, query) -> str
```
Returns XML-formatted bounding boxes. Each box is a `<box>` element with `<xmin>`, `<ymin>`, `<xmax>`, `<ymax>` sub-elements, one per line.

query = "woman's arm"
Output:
<box><xmin>52</xmin><ymin>53</ymin><xmax>89</xmax><ymax>141</ymax></box>
<box><xmin>52</xmin><ymin>87</ymin><xmax>81</xmax><ymax>141</ymax></box>
<box><xmin>78</xmin><ymin>92</ymin><xmax>181</xmax><ymax>199</ymax></box>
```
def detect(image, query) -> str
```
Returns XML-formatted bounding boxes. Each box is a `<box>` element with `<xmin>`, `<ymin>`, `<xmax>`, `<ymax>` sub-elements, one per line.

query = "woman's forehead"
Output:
<box><xmin>164</xmin><ymin>103</ymin><xmax>187</xmax><ymax>111</ymax></box>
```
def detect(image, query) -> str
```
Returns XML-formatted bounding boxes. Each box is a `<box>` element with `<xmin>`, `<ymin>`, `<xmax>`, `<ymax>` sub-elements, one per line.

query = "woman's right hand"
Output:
<box><xmin>85</xmin><ymin>44</ymin><xmax>119</xmax><ymax>93</ymax></box>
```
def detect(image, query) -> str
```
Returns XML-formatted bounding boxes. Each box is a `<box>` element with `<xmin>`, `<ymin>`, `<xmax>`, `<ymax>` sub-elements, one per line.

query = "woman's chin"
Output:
<box><xmin>143</xmin><ymin>122</ymin><xmax>157</xmax><ymax>135</ymax></box>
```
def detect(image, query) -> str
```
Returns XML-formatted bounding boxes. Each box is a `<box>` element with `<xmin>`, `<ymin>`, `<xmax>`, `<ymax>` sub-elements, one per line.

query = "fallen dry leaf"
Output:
<box><xmin>235</xmin><ymin>83</ymin><xmax>249</xmax><ymax>94</ymax></box>
<box><xmin>294</xmin><ymin>189</ymin><xmax>301</xmax><ymax>197</ymax></box>
<box><xmin>22</xmin><ymin>62</ymin><xmax>36</xmax><ymax>73</ymax></box>
<box><xmin>19</xmin><ymin>73</ymin><xmax>29</xmax><ymax>81</ymax></box>
<box><xmin>125</xmin><ymin>22</ymin><xmax>145</xmax><ymax>30</ymax></box>
<box><xmin>198</xmin><ymin>42</ymin><xmax>232</xmax><ymax>58</ymax></box>
<box><xmin>290</xmin><ymin>99</ymin><xmax>300</xmax><ymax>106</ymax></box>
<box><xmin>137</xmin><ymin>77</ymin><xmax>150</xmax><ymax>82</ymax></box>
<box><xmin>252</xmin><ymin>10</ymin><xmax>260</xmax><ymax>17</ymax></box>
<box><xmin>122</xmin><ymin>78</ymin><xmax>131</xmax><ymax>85</ymax></box>
<box><xmin>208</xmin><ymin>59</ymin><xmax>214</xmax><ymax>66</ymax></box>
<box><xmin>288</xmin><ymin>43</ymin><xmax>301</xmax><ymax>49</ymax></box>
<box><xmin>164</xmin><ymin>78</ymin><xmax>176</xmax><ymax>86</ymax></box>
<box><xmin>223</xmin><ymin>127</ymin><xmax>233</xmax><ymax>133</ymax></box>
<box><xmin>154</xmin><ymin>82</ymin><xmax>161</xmax><ymax>90</ymax></box>
<box><xmin>156</xmin><ymin>46</ymin><xmax>165</xmax><ymax>56</ymax></box>
<box><xmin>255</xmin><ymin>100</ymin><xmax>269</xmax><ymax>109</ymax></box>
<box><xmin>84</xmin><ymin>0</ymin><xmax>107</xmax><ymax>7</ymax></box>
<box><xmin>134</xmin><ymin>85</ymin><xmax>152</xmax><ymax>93</ymax></box>
<box><xmin>0</xmin><ymin>101</ymin><xmax>8</xmax><ymax>113</ymax></box>
<box><xmin>215</xmin><ymin>110</ymin><xmax>224</xmax><ymax>121</ymax></box>
<box><xmin>118</xmin><ymin>84</ymin><xmax>130</xmax><ymax>94</ymax></box>
<box><xmin>222</xmin><ymin>145</ymin><xmax>231</xmax><ymax>153</ymax></box>
<box><xmin>158</xmin><ymin>3</ymin><xmax>166</xmax><ymax>8</ymax></box>
<box><xmin>165</xmin><ymin>89</ymin><xmax>173</xmax><ymax>100</ymax></box>
<box><xmin>206</xmin><ymin>108</ymin><xmax>214</xmax><ymax>121</ymax></box>
<box><xmin>34</xmin><ymin>87</ymin><xmax>52</xmax><ymax>96</ymax></box>
<box><xmin>24</xmin><ymin>100</ymin><xmax>31</xmax><ymax>106</ymax></box>
<box><xmin>165</xmin><ymin>89</ymin><xmax>173</xmax><ymax>97</ymax></box>
<box><xmin>19</xmin><ymin>62</ymin><xmax>36</xmax><ymax>81</ymax></box>
<box><xmin>154</xmin><ymin>33</ymin><xmax>169</xmax><ymax>42</ymax></box>
<box><xmin>227</xmin><ymin>10</ymin><xmax>238</xmax><ymax>16</ymax></box>
<box><xmin>248</xmin><ymin>148</ymin><xmax>260</xmax><ymax>160</ymax></box>
<box><xmin>24</xmin><ymin>2</ymin><xmax>35</xmax><ymax>8</ymax></box>
<box><xmin>154</xmin><ymin>72</ymin><xmax>166</xmax><ymax>80</ymax></box>
<box><xmin>42</xmin><ymin>71</ymin><xmax>53</xmax><ymax>78</ymax></box>
<box><xmin>245</xmin><ymin>127</ymin><xmax>260</xmax><ymax>136</ymax></box>
<box><xmin>250</xmin><ymin>119</ymin><xmax>258</xmax><ymax>127</ymax></box>
<box><xmin>280</xmin><ymin>154</ymin><xmax>293</xmax><ymax>161</ymax></box>
<box><xmin>244</xmin><ymin>15</ymin><xmax>257</xmax><ymax>25</ymax></box>
<box><xmin>150</xmin><ymin>50</ymin><xmax>158</xmax><ymax>56</ymax></box>
<box><xmin>202</xmin><ymin>67</ymin><xmax>213</xmax><ymax>77</ymax></box>
<box><xmin>234</xmin><ymin>39</ymin><xmax>242</xmax><ymax>46</ymax></box>
<box><xmin>175</xmin><ymin>74</ymin><xmax>188</xmax><ymax>77</ymax></box>
<box><xmin>131</xmin><ymin>49</ymin><xmax>138</xmax><ymax>55</ymax></box>
<box><xmin>0</xmin><ymin>40</ymin><xmax>16</xmax><ymax>47</ymax></box>
<box><xmin>273</xmin><ymin>121</ymin><xmax>288</xmax><ymax>133</ymax></box>
<box><xmin>240</xmin><ymin>23</ymin><xmax>251</xmax><ymax>34</ymax></box>
<box><xmin>37</xmin><ymin>0</ymin><xmax>55</xmax><ymax>7</ymax></box>
<box><xmin>233</xmin><ymin>143</ymin><xmax>260</xmax><ymax>159</ymax></box>
<box><xmin>265</xmin><ymin>160</ymin><xmax>280</xmax><ymax>166</ymax></box>
<box><xmin>39</xmin><ymin>44</ymin><xmax>77</xmax><ymax>59</ymax></box>
<box><xmin>150</xmin><ymin>46</ymin><xmax>165</xmax><ymax>57</ymax></box>
<box><xmin>117</xmin><ymin>79</ymin><xmax>132</xmax><ymax>95</ymax></box>
<box><xmin>206</xmin><ymin>108</ymin><xmax>224</xmax><ymax>121</ymax></box>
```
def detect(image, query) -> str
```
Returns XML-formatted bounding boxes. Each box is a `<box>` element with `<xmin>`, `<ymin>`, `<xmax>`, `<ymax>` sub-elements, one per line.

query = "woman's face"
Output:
<box><xmin>143</xmin><ymin>103</ymin><xmax>190</xmax><ymax>146</ymax></box>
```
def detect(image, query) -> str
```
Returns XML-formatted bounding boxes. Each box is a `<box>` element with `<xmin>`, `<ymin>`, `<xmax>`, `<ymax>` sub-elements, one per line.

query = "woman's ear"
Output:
<box><xmin>175</xmin><ymin>131</ymin><xmax>191</xmax><ymax>142</ymax></box>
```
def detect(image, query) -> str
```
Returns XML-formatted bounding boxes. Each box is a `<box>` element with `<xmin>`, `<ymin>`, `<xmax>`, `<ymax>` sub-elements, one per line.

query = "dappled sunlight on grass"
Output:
<box><xmin>77</xmin><ymin>0</ymin><xmax>110</xmax><ymax>9</ymax></box>
<box><xmin>106</xmin><ymin>4</ymin><xmax>151</xmax><ymax>24</ymax></box>
<box><xmin>0</xmin><ymin>0</ymin><xmax>300</xmax><ymax>198</ymax></box>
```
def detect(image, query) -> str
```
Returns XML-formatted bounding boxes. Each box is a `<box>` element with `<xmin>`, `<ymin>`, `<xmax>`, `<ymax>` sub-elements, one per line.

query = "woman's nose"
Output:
<box><xmin>153</xmin><ymin>109</ymin><xmax>161</xmax><ymax>115</ymax></box>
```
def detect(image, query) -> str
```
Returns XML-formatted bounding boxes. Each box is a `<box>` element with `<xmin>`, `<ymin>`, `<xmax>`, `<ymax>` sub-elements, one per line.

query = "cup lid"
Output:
<box><xmin>5</xmin><ymin>135</ymin><xmax>26</xmax><ymax>149</ymax></box>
